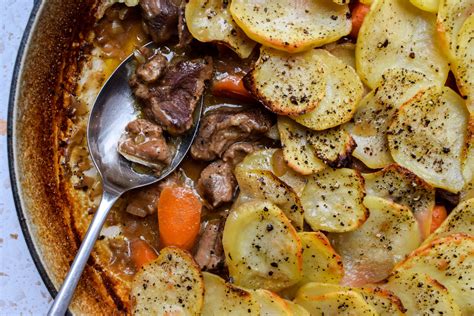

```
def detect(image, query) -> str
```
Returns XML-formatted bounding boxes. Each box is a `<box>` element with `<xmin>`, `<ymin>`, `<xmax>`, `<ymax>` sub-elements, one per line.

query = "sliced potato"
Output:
<box><xmin>230</xmin><ymin>0</ymin><xmax>351</xmax><ymax>52</ymax></box>
<box><xmin>437</xmin><ymin>0</ymin><xmax>474</xmax><ymax>62</ymax></box>
<box><xmin>329</xmin><ymin>196</ymin><xmax>421</xmax><ymax>286</ymax></box>
<box><xmin>301</xmin><ymin>168</ymin><xmax>367</xmax><ymax>232</ymax></box>
<box><xmin>202</xmin><ymin>272</ymin><xmax>260</xmax><ymax>315</ymax></box>
<box><xmin>453</xmin><ymin>15</ymin><xmax>474</xmax><ymax>108</ymax></box>
<box><xmin>324</xmin><ymin>42</ymin><xmax>357</xmax><ymax>69</ymax></box>
<box><xmin>223</xmin><ymin>200</ymin><xmax>302</xmax><ymax>291</ymax></box>
<box><xmin>244</xmin><ymin>47</ymin><xmax>326</xmax><ymax>116</ymax></box>
<box><xmin>383</xmin><ymin>271</ymin><xmax>462</xmax><ymax>316</ymax></box>
<box><xmin>253</xmin><ymin>289</ymin><xmax>292</xmax><ymax>315</ymax></box>
<box><xmin>395</xmin><ymin>234</ymin><xmax>474</xmax><ymax>314</ymax></box>
<box><xmin>308</xmin><ymin>126</ymin><xmax>356</xmax><ymax>168</ymax></box>
<box><xmin>356</xmin><ymin>0</ymin><xmax>449</xmax><ymax>88</ymax></box>
<box><xmin>131</xmin><ymin>247</ymin><xmax>204</xmax><ymax>316</ymax></box>
<box><xmin>284</xmin><ymin>300</ymin><xmax>310</xmax><ymax>316</ymax></box>
<box><xmin>345</xmin><ymin>68</ymin><xmax>434</xmax><ymax>169</ymax></box>
<box><xmin>277</xmin><ymin>116</ymin><xmax>326</xmax><ymax>175</ymax></box>
<box><xmin>425</xmin><ymin>198</ymin><xmax>474</xmax><ymax>243</ymax></box>
<box><xmin>363</xmin><ymin>164</ymin><xmax>436</xmax><ymax>238</ymax></box>
<box><xmin>294</xmin><ymin>283</ymin><xmax>378</xmax><ymax>316</ymax></box>
<box><xmin>292</xmin><ymin>49</ymin><xmax>364</xmax><ymax>130</ymax></box>
<box><xmin>409</xmin><ymin>0</ymin><xmax>440</xmax><ymax>12</ymax></box>
<box><xmin>235</xmin><ymin>169</ymin><xmax>305</xmax><ymax>230</ymax></box>
<box><xmin>387</xmin><ymin>86</ymin><xmax>469</xmax><ymax>193</ymax></box>
<box><xmin>185</xmin><ymin>0</ymin><xmax>256</xmax><ymax>59</ymax></box>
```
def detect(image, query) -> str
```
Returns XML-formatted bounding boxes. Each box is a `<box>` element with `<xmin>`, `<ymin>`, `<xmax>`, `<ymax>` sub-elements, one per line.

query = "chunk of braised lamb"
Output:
<box><xmin>139</xmin><ymin>0</ymin><xmax>182</xmax><ymax>43</ymax></box>
<box><xmin>222</xmin><ymin>142</ymin><xmax>260</xmax><ymax>166</ymax></box>
<box><xmin>194</xmin><ymin>219</ymin><xmax>225</xmax><ymax>271</ymax></box>
<box><xmin>118</xmin><ymin>119</ymin><xmax>171</xmax><ymax>168</ymax></box>
<box><xmin>197</xmin><ymin>160</ymin><xmax>236</xmax><ymax>208</ymax></box>
<box><xmin>190</xmin><ymin>108</ymin><xmax>273</xmax><ymax>161</ymax></box>
<box><xmin>135</xmin><ymin>51</ymin><xmax>167</xmax><ymax>83</ymax></box>
<box><xmin>177</xmin><ymin>1</ymin><xmax>193</xmax><ymax>47</ymax></box>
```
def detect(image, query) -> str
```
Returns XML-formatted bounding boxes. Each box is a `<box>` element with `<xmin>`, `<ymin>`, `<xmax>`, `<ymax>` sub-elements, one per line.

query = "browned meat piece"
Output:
<box><xmin>177</xmin><ymin>1</ymin><xmax>193</xmax><ymax>47</ymax></box>
<box><xmin>131</xmin><ymin>57</ymin><xmax>213</xmax><ymax>135</ymax></box>
<box><xmin>191</xmin><ymin>108</ymin><xmax>273</xmax><ymax>161</ymax></box>
<box><xmin>135</xmin><ymin>52</ymin><xmax>167</xmax><ymax>83</ymax></box>
<box><xmin>125</xmin><ymin>172</ymin><xmax>180</xmax><ymax>217</ymax></box>
<box><xmin>194</xmin><ymin>219</ymin><xmax>225</xmax><ymax>271</ymax></box>
<box><xmin>139</xmin><ymin>0</ymin><xmax>182</xmax><ymax>43</ymax></box>
<box><xmin>118</xmin><ymin>119</ymin><xmax>171</xmax><ymax>168</ymax></box>
<box><xmin>222</xmin><ymin>142</ymin><xmax>259</xmax><ymax>166</ymax></box>
<box><xmin>197</xmin><ymin>160</ymin><xmax>236</xmax><ymax>208</ymax></box>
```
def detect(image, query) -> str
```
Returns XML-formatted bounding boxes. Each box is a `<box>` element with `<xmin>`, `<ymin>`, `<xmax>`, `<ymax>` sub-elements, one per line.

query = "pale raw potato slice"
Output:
<box><xmin>356</xmin><ymin>0</ymin><xmax>449</xmax><ymax>89</ymax></box>
<box><xmin>424</xmin><ymin>198</ymin><xmax>474</xmax><ymax>243</ymax></box>
<box><xmin>201</xmin><ymin>272</ymin><xmax>260</xmax><ymax>315</ymax></box>
<box><xmin>222</xmin><ymin>200</ymin><xmax>303</xmax><ymax>291</ymax></box>
<box><xmin>307</xmin><ymin>126</ymin><xmax>356</xmax><ymax>168</ymax></box>
<box><xmin>244</xmin><ymin>47</ymin><xmax>326</xmax><ymax>116</ymax></box>
<box><xmin>437</xmin><ymin>0</ymin><xmax>474</xmax><ymax>62</ymax></box>
<box><xmin>234</xmin><ymin>169</ymin><xmax>305</xmax><ymax>230</ymax></box>
<box><xmin>277</xmin><ymin>116</ymin><xmax>326</xmax><ymax>175</ymax></box>
<box><xmin>383</xmin><ymin>271</ymin><xmax>462</xmax><ymax>316</ymax></box>
<box><xmin>363</xmin><ymin>164</ymin><xmax>436</xmax><ymax>238</ymax></box>
<box><xmin>253</xmin><ymin>289</ymin><xmax>292</xmax><ymax>316</ymax></box>
<box><xmin>229</xmin><ymin>0</ymin><xmax>351</xmax><ymax>53</ymax></box>
<box><xmin>131</xmin><ymin>247</ymin><xmax>204</xmax><ymax>316</ymax></box>
<box><xmin>395</xmin><ymin>234</ymin><xmax>474</xmax><ymax>315</ymax></box>
<box><xmin>409</xmin><ymin>0</ymin><xmax>440</xmax><ymax>13</ymax></box>
<box><xmin>292</xmin><ymin>49</ymin><xmax>364</xmax><ymax>131</ymax></box>
<box><xmin>284</xmin><ymin>300</ymin><xmax>310</xmax><ymax>316</ymax></box>
<box><xmin>453</xmin><ymin>15</ymin><xmax>474</xmax><ymax>109</ymax></box>
<box><xmin>387</xmin><ymin>86</ymin><xmax>469</xmax><ymax>193</ymax></box>
<box><xmin>294</xmin><ymin>283</ymin><xmax>378</xmax><ymax>316</ymax></box>
<box><xmin>185</xmin><ymin>0</ymin><xmax>256</xmax><ymax>58</ymax></box>
<box><xmin>346</xmin><ymin>68</ymin><xmax>434</xmax><ymax>169</ymax></box>
<box><xmin>329</xmin><ymin>196</ymin><xmax>421</xmax><ymax>286</ymax></box>
<box><xmin>301</xmin><ymin>168</ymin><xmax>368</xmax><ymax>232</ymax></box>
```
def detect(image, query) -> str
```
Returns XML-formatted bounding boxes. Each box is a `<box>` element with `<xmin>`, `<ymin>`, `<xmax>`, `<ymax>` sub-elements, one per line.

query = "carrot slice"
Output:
<box><xmin>158</xmin><ymin>186</ymin><xmax>202</xmax><ymax>250</ymax></box>
<box><xmin>130</xmin><ymin>239</ymin><xmax>158</xmax><ymax>270</ymax></box>
<box><xmin>350</xmin><ymin>2</ymin><xmax>370</xmax><ymax>38</ymax></box>
<box><xmin>212</xmin><ymin>74</ymin><xmax>254</xmax><ymax>101</ymax></box>
<box><xmin>430</xmin><ymin>205</ymin><xmax>448</xmax><ymax>234</ymax></box>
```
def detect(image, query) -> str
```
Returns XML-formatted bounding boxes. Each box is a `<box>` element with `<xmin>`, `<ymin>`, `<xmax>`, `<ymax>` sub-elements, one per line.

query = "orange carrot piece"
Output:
<box><xmin>158</xmin><ymin>186</ymin><xmax>202</xmax><ymax>250</ymax></box>
<box><xmin>130</xmin><ymin>239</ymin><xmax>158</xmax><ymax>270</ymax></box>
<box><xmin>212</xmin><ymin>74</ymin><xmax>254</xmax><ymax>101</ymax></box>
<box><xmin>350</xmin><ymin>2</ymin><xmax>370</xmax><ymax>38</ymax></box>
<box><xmin>430</xmin><ymin>205</ymin><xmax>448</xmax><ymax>233</ymax></box>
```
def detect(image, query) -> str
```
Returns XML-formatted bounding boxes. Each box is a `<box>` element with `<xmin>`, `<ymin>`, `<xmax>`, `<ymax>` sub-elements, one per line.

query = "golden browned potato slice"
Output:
<box><xmin>409</xmin><ymin>0</ymin><xmax>440</xmax><ymax>12</ymax></box>
<box><xmin>356</xmin><ymin>0</ymin><xmax>449</xmax><ymax>88</ymax></box>
<box><xmin>222</xmin><ymin>200</ymin><xmax>303</xmax><ymax>291</ymax></box>
<box><xmin>329</xmin><ymin>196</ymin><xmax>421</xmax><ymax>286</ymax></box>
<box><xmin>363</xmin><ymin>164</ymin><xmax>436</xmax><ymax>238</ymax></box>
<box><xmin>307</xmin><ymin>126</ymin><xmax>356</xmax><ymax>168</ymax></box>
<box><xmin>292</xmin><ymin>49</ymin><xmax>364</xmax><ymax>131</ymax></box>
<box><xmin>395</xmin><ymin>234</ymin><xmax>474</xmax><ymax>315</ymax></box>
<box><xmin>383</xmin><ymin>271</ymin><xmax>462</xmax><ymax>316</ymax></box>
<box><xmin>185</xmin><ymin>0</ymin><xmax>256</xmax><ymax>58</ymax></box>
<box><xmin>345</xmin><ymin>68</ymin><xmax>434</xmax><ymax>169</ymax></box>
<box><xmin>301</xmin><ymin>168</ymin><xmax>368</xmax><ymax>232</ymax></box>
<box><xmin>277</xmin><ymin>116</ymin><xmax>326</xmax><ymax>176</ymax></box>
<box><xmin>437</xmin><ymin>0</ymin><xmax>474</xmax><ymax>62</ymax></box>
<box><xmin>253</xmin><ymin>289</ymin><xmax>292</xmax><ymax>315</ymax></box>
<box><xmin>387</xmin><ymin>86</ymin><xmax>469</xmax><ymax>193</ymax></box>
<box><xmin>244</xmin><ymin>47</ymin><xmax>326</xmax><ymax>116</ymax></box>
<box><xmin>201</xmin><ymin>272</ymin><xmax>260</xmax><ymax>315</ymax></box>
<box><xmin>229</xmin><ymin>0</ymin><xmax>351</xmax><ymax>53</ymax></box>
<box><xmin>131</xmin><ymin>247</ymin><xmax>204</xmax><ymax>316</ymax></box>
<box><xmin>453</xmin><ymin>15</ymin><xmax>474</xmax><ymax>110</ymax></box>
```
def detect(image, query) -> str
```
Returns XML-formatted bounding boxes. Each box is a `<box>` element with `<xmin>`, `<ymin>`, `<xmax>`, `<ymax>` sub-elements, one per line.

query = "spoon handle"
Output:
<box><xmin>47</xmin><ymin>190</ymin><xmax>120</xmax><ymax>316</ymax></box>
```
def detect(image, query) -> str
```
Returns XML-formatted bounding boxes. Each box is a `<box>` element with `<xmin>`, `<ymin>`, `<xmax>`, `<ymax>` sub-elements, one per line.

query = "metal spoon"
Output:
<box><xmin>47</xmin><ymin>45</ymin><xmax>202</xmax><ymax>315</ymax></box>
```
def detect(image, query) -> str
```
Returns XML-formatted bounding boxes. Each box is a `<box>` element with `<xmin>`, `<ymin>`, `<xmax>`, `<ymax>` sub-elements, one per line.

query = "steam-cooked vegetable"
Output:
<box><xmin>201</xmin><ymin>272</ymin><xmax>260</xmax><ymax>315</ymax></box>
<box><xmin>253</xmin><ymin>289</ymin><xmax>292</xmax><ymax>315</ymax></box>
<box><xmin>345</xmin><ymin>68</ymin><xmax>434</xmax><ymax>169</ymax></box>
<box><xmin>387</xmin><ymin>86</ymin><xmax>469</xmax><ymax>193</ymax></box>
<box><xmin>409</xmin><ymin>0</ymin><xmax>440</xmax><ymax>12</ymax></box>
<box><xmin>277</xmin><ymin>116</ymin><xmax>326</xmax><ymax>175</ymax></box>
<box><xmin>222</xmin><ymin>200</ymin><xmax>303</xmax><ymax>291</ymax></box>
<box><xmin>235</xmin><ymin>169</ymin><xmax>305</xmax><ymax>230</ymax></box>
<box><xmin>229</xmin><ymin>0</ymin><xmax>351</xmax><ymax>52</ymax></box>
<box><xmin>356</xmin><ymin>0</ymin><xmax>449</xmax><ymax>88</ymax></box>
<box><xmin>363</xmin><ymin>164</ymin><xmax>436</xmax><ymax>238</ymax></box>
<box><xmin>131</xmin><ymin>247</ymin><xmax>204</xmax><ymax>316</ymax></box>
<box><xmin>301</xmin><ymin>168</ymin><xmax>368</xmax><ymax>232</ymax></box>
<box><xmin>185</xmin><ymin>0</ymin><xmax>256</xmax><ymax>58</ymax></box>
<box><xmin>452</xmin><ymin>15</ymin><xmax>474</xmax><ymax>109</ymax></box>
<box><xmin>292</xmin><ymin>49</ymin><xmax>364</xmax><ymax>130</ymax></box>
<box><xmin>330</xmin><ymin>196</ymin><xmax>421</xmax><ymax>286</ymax></box>
<box><xmin>395</xmin><ymin>234</ymin><xmax>474</xmax><ymax>314</ymax></box>
<box><xmin>383</xmin><ymin>271</ymin><xmax>462</xmax><ymax>316</ymax></box>
<box><xmin>244</xmin><ymin>47</ymin><xmax>326</xmax><ymax>116</ymax></box>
